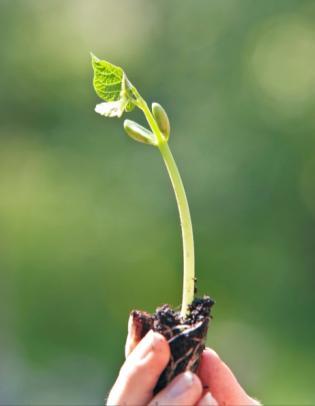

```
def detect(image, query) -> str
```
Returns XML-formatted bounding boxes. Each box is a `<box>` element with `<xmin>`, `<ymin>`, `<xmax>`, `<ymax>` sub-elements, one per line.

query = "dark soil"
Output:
<box><xmin>130</xmin><ymin>296</ymin><xmax>214</xmax><ymax>394</ymax></box>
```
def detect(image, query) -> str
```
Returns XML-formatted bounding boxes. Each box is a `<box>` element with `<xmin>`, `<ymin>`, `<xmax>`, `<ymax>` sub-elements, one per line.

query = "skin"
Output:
<box><xmin>106</xmin><ymin>319</ymin><xmax>261</xmax><ymax>406</ymax></box>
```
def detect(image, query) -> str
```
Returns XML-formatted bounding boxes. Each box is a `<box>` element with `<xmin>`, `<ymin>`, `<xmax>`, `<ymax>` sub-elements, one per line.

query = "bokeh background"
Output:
<box><xmin>1</xmin><ymin>0</ymin><xmax>315</xmax><ymax>404</ymax></box>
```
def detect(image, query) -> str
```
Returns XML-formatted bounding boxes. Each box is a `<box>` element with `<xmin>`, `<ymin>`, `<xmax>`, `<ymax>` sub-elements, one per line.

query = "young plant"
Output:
<box><xmin>91</xmin><ymin>53</ymin><xmax>194</xmax><ymax>317</ymax></box>
<box><xmin>91</xmin><ymin>54</ymin><xmax>213</xmax><ymax>392</ymax></box>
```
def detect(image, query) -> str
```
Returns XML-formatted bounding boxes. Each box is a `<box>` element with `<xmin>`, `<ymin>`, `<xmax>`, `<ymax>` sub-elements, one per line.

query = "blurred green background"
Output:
<box><xmin>1</xmin><ymin>0</ymin><xmax>315</xmax><ymax>404</ymax></box>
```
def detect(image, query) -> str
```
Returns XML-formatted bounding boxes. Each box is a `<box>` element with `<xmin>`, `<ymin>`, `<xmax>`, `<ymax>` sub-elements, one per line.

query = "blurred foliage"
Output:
<box><xmin>1</xmin><ymin>0</ymin><xmax>315</xmax><ymax>404</ymax></box>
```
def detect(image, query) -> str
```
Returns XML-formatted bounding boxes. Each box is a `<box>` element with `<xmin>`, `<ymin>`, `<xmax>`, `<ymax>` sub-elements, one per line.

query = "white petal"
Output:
<box><xmin>95</xmin><ymin>100</ymin><xmax>124</xmax><ymax>118</ymax></box>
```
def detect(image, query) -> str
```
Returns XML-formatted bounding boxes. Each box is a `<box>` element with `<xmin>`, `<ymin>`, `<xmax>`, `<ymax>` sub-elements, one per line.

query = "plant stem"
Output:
<box><xmin>138</xmin><ymin>98</ymin><xmax>195</xmax><ymax>317</ymax></box>
<box><xmin>158</xmin><ymin>142</ymin><xmax>195</xmax><ymax>317</ymax></box>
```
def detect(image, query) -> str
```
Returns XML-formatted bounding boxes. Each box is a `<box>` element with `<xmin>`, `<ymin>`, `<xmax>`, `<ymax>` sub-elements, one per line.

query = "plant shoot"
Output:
<box><xmin>91</xmin><ymin>54</ymin><xmax>195</xmax><ymax>317</ymax></box>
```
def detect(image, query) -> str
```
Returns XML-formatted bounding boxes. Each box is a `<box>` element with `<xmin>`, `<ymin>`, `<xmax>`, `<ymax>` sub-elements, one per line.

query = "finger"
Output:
<box><xmin>125</xmin><ymin>311</ymin><xmax>153</xmax><ymax>358</ymax></box>
<box><xmin>196</xmin><ymin>392</ymin><xmax>218</xmax><ymax>406</ymax></box>
<box><xmin>198</xmin><ymin>348</ymin><xmax>260</xmax><ymax>406</ymax></box>
<box><xmin>107</xmin><ymin>330</ymin><xmax>170</xmax><ymax>405</ymax></box>
<box><xmin>125</xmin><ymin>313</ymin><xmax>140</xmax><ymax>358</ymax></box>
<box><xmin>148</xmin><ymin>371</ymin><xmax>202</xmax><ymax>406</ymax></box>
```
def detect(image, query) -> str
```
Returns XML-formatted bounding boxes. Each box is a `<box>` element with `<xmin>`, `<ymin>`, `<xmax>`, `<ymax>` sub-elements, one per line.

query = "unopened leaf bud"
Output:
<box><xmin>123</xmin><ymin>120</ymin><xmax>156</xmax><ymax>145</ymax></box>
<box><xmin>152</xmin><ymin>102</ymin><xmax>170</xmax><ymax>140</ymax></box>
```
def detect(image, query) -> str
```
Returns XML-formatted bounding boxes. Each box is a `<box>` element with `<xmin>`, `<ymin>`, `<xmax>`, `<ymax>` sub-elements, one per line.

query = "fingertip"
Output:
<box><xmin>111</xmin><ymin>331</ymin><xmax>170</xmax><ymax>405</ymax></box>
<box><xmin>139</xmin><ymin>331</ymin><xmax>170</xmax><ymax>372</ymax></box>
<box><xmin>195</xmin><ymin>372</ymin><xmax>204</xmax><ymax>398</ymax></box>
<box><xmin>204</xmin><ymin>347</ymin><xmax>220</xmax><ymax>357</ymax></box>
<box><xmin>186</xmin><ymin>372</ymin><xmax>203</xmax><ymax>404</ymax></box>
<box><xmin>197</xmin><ymin>392</ymin><xmax>218</xmax><ymax>406</ymax></box>
<box><xmin>125</xmin><ymin>331</ymin><xmax>170</xmax><ymax>383</ymax></box>
<box><xmin>125</xmin><ymin>310</ymin><xmax>154</xmax><ymax>358</ymax></box>
<box><xmin>202</xmin><ymin>348</ymin><xmax>221</xmax><ymax>365</ymax></box>
<box><xmin>125</xmin><ymin>314</ymin><xmax>136</xmax><ymax>358</ymax></box>
<box><xmin>127</xmin><ymin>312</ymin><xmax>134</xmax><ymax>332</ymax></box>
<box><xmin>150</xmin><ymin>331</ymin><xmax>170</xmax><ymax>358</ymax></box>
<box><xmin>126</xmin><ymin>329</ymin><xmax>169</xmax><ymax>360</ymax></box>
<box><xmin>198</xmin><ymin>347</ymin><xmax>254</xmax><ymax>406</ymax></box>
<box><xmin>149</xmin><ymin>371</ymin><xmax>203</xmax><ymax>406</ymax></box>
<box><xmin>198</xmin><ymin>347</ymin><xmax>221</xmax><ymax>380</ymax></box>
<box><xmin>190</xmin><ymin>371</ymin><xmax>203</xmax><ymax>398</ymax></box>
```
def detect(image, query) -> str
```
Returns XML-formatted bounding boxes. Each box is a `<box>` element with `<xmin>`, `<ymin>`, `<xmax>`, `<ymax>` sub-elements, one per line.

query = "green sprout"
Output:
<box><xmin>91</xmin><ymin>54</ymin><xmax>195</xmax><ymax>317</ymax></box>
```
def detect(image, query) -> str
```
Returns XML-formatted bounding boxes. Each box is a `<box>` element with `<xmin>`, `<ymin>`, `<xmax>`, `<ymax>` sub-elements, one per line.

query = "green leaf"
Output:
<box><xmin>91</xmin><ymin>53</ymin><xmax>135</xmax><ymax>116</ymax></box>
<box><xmin>95</xmin><ymin>99</ymin><xmax>127</xmax><ymax>118</ymax></box>
<box><xmin>91</xmin><ymin>53</ymin><xmax>123</xmax><ymax>102</ymax></box>
<box><xmin>152</xmin><ymin>102</ymin><xmax>171</xmax><ymax>140</ymax></box>
<box><xmin>123</xmin><ymin>120</ymin><xmax>156</xmax><ymax>145</ymax></box>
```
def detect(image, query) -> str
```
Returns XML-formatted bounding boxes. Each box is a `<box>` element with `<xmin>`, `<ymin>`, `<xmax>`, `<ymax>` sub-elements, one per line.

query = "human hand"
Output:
<box><xmin>197</xmin><ymin>348</ymin><xmax>260</xmax><ymax>406</ymax></box>
<box><xmin>107</xmin><ymin>330</ymin><xmax>203</xmax><ymax>405</ymax></box>
<box><xmin>106</xmin><ymin>318</ymin><xmax>260</xmax><ymax>405</ymax></box>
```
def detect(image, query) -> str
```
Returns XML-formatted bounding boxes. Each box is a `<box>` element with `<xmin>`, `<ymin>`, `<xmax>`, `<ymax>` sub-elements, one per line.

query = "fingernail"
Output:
<box><xmin>167</xmin><ymin>371</ymin><xmax>195</xmax><ymax>398</ymax></box>
<box><xmin>198</xmin><ymin>392</ymin><xmax>218</xmax><ymax>406</ymax></box>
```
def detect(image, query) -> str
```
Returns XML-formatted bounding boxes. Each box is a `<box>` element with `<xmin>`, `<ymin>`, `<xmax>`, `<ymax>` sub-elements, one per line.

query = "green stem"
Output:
<box><xmin>138</xmin><ymin>98</ymin><xmax>195</xmax><ymax>317</ymax></box>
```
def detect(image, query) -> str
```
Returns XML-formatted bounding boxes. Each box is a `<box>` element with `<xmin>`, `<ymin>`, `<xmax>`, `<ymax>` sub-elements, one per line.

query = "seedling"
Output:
<box><xmin>91</xmin><ymin>54</ymin><xmax>213</xmax><ymax>392</ymax></box>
